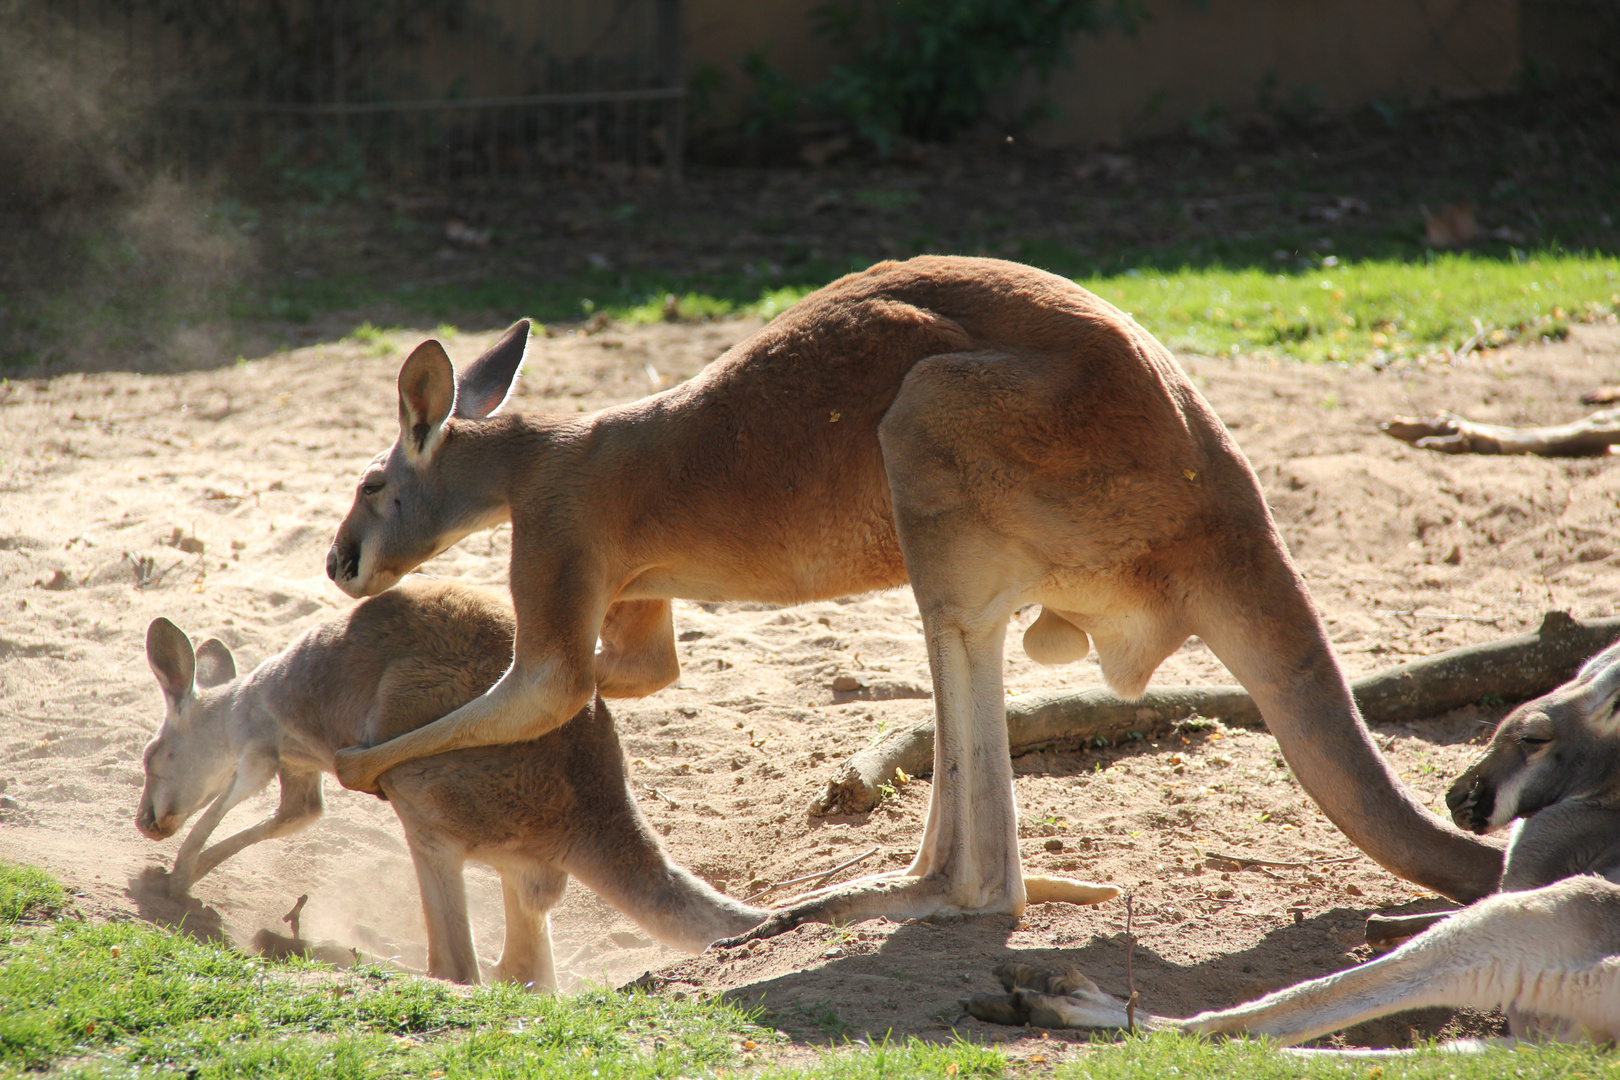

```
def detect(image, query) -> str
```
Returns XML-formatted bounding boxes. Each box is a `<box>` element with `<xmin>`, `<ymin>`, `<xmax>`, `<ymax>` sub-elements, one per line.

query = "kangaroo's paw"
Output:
<box><xmin>333</xmin><ymin>746</ymin><xmax>385</xmax><ymax>795</ymax></box>
<box><xmin>966</xmin><ymin>986</ymin><xmax>1115</xmax><ymax>1031</ymax></box>
<box><xmin>714</xmin><ymin>868</ymin><xmax>1024</xmax><ymax>946</ymax></box>
<box><xmin>710</xmin><ymin>906</ymin><xmax>814</xmax><ymax>949</ymax></box>
<box><xmin>963</xmin><ymin>993</ymin><xmax>1030</xmax><ymax>1026</ymax></box>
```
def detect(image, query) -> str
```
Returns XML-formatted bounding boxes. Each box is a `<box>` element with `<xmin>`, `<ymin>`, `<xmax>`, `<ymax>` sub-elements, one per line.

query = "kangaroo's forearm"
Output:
<box><xmin>364</xmin><ymin>658</ymin><xmax>592</xmax><ymax>765</ymax></box>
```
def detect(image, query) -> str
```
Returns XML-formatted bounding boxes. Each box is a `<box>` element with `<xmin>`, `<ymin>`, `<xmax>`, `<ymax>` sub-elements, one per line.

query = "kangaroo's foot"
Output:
<box><xmin>711</xmin><ymin>868</ymin><xmax>1116</xmax><ymax>946</ymax></box>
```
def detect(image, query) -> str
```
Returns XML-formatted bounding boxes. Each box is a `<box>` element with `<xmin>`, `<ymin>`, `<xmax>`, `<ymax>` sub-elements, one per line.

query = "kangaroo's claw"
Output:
<box><xmin>710</xmin><ymin>907</ymin><xmax>809</xmax><ymax>949</ymax></box>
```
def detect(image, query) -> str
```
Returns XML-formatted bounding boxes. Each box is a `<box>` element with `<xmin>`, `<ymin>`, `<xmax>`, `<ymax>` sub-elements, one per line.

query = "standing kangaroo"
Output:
<box><xmin>967</xmin><ymin>641</ymin><xmax>1620</xmax><ymax>1045</ymax></box>
<box><xmin>324</xmin><ymin>255</ymin><xmax>1501</xmax><ymax>933</ymax></box>
<box><xmin>136</xmin><ymin>580</ymin><xmax>765</xmax><ymax>989</ymax></box>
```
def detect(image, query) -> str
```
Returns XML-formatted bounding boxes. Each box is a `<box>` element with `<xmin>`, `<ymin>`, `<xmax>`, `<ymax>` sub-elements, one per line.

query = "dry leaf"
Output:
<box><xmin>1423</xmin><ymin>201</ymin><xmax>1477</xmax><ymax>248</ymax></box>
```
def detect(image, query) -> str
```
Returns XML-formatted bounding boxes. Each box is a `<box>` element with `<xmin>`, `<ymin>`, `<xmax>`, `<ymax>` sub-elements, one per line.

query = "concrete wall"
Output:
<box><xmin>685</xmin><ymin>0</ymin><xmax>1521</xmax><ymax>145</ymax></box>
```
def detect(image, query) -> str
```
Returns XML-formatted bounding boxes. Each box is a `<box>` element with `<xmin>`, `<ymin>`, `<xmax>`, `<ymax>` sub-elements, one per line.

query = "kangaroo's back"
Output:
<box><xmin>341</xmin><ymin>581</ymin><xmax>517</xmax><ymax>741</ymax></box>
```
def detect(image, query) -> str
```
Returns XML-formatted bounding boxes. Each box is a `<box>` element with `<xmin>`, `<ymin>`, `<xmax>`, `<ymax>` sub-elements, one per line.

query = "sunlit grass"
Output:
<box><xmin>1088</xmin><ymin>252</ymin><xmax>1620</xmax><ymax>364</ymax></box>
<box><xmin>1</xmin><ymin>862</ymin><xmax>1615</xmax><ymax>1078</ymax></box>
<box><xmin>1050</xmin><ymin>1031</ymin><xmax>1618</xmax><ymax>1079</ymax></box>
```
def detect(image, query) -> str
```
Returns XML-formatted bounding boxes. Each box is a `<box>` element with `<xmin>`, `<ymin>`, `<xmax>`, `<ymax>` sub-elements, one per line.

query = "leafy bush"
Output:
<box><xmin>743</xmin><ymin>0</ymin><xmax>1149</xmax><ymax>153</ymax></box>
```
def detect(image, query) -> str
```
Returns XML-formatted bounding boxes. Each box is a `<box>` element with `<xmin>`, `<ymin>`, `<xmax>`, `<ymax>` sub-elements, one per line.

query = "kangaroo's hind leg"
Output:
<box><xmin>491</xmin><ymin>862</ymin><xmax>567</xmax><ymax>992</ymax></box>
<box><xmin>397</xmin><ymin>821</ymin><xmax>480</xmax><ymax>985</ymax></box>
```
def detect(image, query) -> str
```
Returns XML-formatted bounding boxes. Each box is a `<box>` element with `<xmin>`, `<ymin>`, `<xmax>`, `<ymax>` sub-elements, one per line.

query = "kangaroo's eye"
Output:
<box><xmin>361</xmin><ymin>480</ymin><xmax>385</xmax><ymax>497</ymax></box>
<box><xmin>1518</xmin><ymin>735</ymin><xmax>1552</xmax><ymax>746</ymax></box>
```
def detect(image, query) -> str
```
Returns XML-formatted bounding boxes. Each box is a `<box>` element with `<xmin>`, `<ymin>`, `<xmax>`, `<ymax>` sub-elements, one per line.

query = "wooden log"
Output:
<box><xmin>1380</xmin><ymin>408</ymin><xmax>1620</xmax><ymax>456</ymax></box>
<box><xmin>809</xmin><ymin>611</ymin><xmax>1620</xmax><ymax>815</ymax></box>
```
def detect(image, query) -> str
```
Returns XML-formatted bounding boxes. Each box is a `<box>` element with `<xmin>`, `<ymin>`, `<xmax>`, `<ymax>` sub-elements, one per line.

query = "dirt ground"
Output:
<box><xmin>4</xmin><ymin>313</ymin><xmax>1620</xmax><ymax>1052</ymax></box>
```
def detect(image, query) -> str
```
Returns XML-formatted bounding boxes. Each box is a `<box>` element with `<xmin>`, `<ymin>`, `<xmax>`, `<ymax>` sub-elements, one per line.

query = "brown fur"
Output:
<box><xmin>136</xmin><ymin>580</ymin><xmax>764</xmax><ymax>989</ymax></box>
<box><xmin>325</xmin><ymin>256</ymin><xmax>1501</xmax><ymax>928</ymax></box>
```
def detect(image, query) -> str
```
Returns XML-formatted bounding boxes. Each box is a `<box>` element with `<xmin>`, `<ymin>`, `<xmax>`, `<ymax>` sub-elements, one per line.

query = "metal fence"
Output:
<box><xmin>51</xmin><ymin>0</ymin><xmax>684</xmax><ymax>187</ymax></box>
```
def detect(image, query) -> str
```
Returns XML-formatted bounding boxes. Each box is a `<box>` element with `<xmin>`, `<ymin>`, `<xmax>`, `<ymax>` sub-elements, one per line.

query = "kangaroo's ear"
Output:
<box><xmin>194</xmin><ymin>638</ymin><xmax>237</xmax><ymax>689</ymax></box>
<box><xmin>1573</xmin><ymin>641</ymin><xmax>1620</xmax><ymax>735</ymax></box>
<box><xmin>147</xmin><ymin>618</ymin><xmax>196</xmax><ymax>708</ymax></box>
<box><xmin>455</xmin><ymin>319</ymin><xmax>529</xmax><ymax>420</ymax></box>
<box><xmin>398</xmin><ymin>339</ymin><xmax>457</xmax><ymax>466</ymax></box>
<box><xmin>1577</xmin><ymin>638</ymin><xmax>1620</xmax><ymax>683</ymax></box>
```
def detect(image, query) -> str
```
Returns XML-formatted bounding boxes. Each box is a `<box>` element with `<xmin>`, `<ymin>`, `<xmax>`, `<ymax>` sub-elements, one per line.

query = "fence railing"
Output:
<box><xmin>52</xmin><ymin>0</ymin><xmax>685</xmax><ymax>188</ymax></box>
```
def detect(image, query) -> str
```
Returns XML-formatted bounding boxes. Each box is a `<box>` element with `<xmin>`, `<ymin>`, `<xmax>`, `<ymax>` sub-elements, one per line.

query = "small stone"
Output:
<box><xmin>1442</xmin><ymin>545</ymin><xmax>1462</xmax><ymax>565</ymax></box>
<box><xmin>822</xmin><ymin>945</ymin><xmax>845</xmax><ymax>958</ymax></box>
<box><xmin>1344</xmin><ymin>883</ymin><xmax>1363</xmax><ymax>897</ymax></box>
<box><xmin>831</xmin><ymin>675</ymin><xmax>862</xmax><ymax>692</ymax></box>
<box><xmin>0</xmin><ymin>796</ymin><xmax>20</xmax><ymax>810</ymax></box>
<box><xmin>1043</xmin><ymin>838</ymin><xmax>1064</xmax><ymax>853</ymax></box>
<box><xmin>36</xmin><ymin>570</ymin><xmax>71</xmax><ymax>591</ymax></box>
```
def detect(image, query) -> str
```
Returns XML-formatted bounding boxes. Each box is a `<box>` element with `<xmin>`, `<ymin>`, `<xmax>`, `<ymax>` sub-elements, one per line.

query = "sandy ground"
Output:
<box><xmin>3</xmin><ymin>313</ymin><xmax>1620</xmax><ymax>1052</ymax></box>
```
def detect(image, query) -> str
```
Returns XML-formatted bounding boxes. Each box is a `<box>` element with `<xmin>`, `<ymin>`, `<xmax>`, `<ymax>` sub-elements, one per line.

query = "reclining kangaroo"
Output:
<box><xmin>324</xmin><ymin>255</ymin><xmax>1500</xmax><ymax>933</ymax></box>
<box><xmin>135</xmin><ymin>579</ymin><xmax>765</xmax><ymax>989</ymax></box>
<box><xmin>966</xmin><ymin>641</ymin><xmax>1620</xmax><ymax>1045</ymax></box>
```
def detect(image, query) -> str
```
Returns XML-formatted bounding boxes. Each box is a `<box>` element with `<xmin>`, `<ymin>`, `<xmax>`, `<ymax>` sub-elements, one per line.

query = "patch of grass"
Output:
<box><xmin>0</xmin><ymin>863</ymin><xmax>65</xmax><ymax>923</ymax></box>
<box><xmin>1078</xmin><ymin>252</ymin><xmax>1620</xmax><ymax>364</ymax></box>
<box><xmin>0</xmin><ymin>864</ymin><xmax>763</xmax><ymax>1079</ymax></box>
<box><xmin>345</xmin><ymin>320</ymin><xmax>401</xmax><ymax>357</ymax></box>
<box><xmin>0</xmin><ymin>862</ymin><xmax>1614</xmax><ymax>1079</ymax></box>
<box><xmin>1050</xmin><ymin>1030</ymin><xmax>1617</xmax><ymax>1078</ymax></box>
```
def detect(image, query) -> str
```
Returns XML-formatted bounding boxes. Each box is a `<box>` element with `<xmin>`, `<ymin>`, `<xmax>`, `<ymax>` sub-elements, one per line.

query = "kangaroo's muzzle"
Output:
<box><xmin>327</xmin><ymin>540</ymin><xmax>359</xmax><ymax>585</ymax></box>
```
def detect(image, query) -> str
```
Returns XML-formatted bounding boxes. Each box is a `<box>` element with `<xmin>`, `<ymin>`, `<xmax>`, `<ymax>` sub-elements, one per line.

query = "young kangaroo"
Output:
<box><xmin>324</xmin><ymin>255</ymin><xmax>1500</xmax><ymax>934</ymax></box>
<box><xmin>136</xmin><ymin>580</ymin><xmax>765</xmax><ymax>989</ymax></box>
<box><xmin>965</xmin><ymin>643</ymin><xmax>1620</xmax><ymax>1045</ymax></box>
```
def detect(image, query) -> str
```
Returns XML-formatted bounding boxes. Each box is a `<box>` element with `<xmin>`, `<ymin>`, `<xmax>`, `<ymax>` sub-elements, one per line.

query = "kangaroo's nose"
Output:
<box><xmin>136</xmin><ymin>804</ymin><xmax>169</xmax><ymax>840</ymax></box>
<box><xmin>325</xmin><ymin>543</ymin><xmax>340</xmax><ymax>581</ymax></box>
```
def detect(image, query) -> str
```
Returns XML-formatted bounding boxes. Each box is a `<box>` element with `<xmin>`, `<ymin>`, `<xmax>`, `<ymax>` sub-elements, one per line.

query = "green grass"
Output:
<box><xmin>1051</xmin><ymin>1034</ymin><xmax>1620</xmax><ymax>1078</ymax></box>
<box><xmin>0</xmin><ymin>864</ymin><xmax>64</xmax><ymax>924</ymax></box>
<box><xmin>1078</xmin><ymin>252</ymin><xmax>1620</xmax><ymax>365</ymax></box>
<box><xmin>0</xmin><ymin>862</ymin><xmax>1615</xmax><ymax>1078</ymax></box>
<box><xmin>253</xmin><ymin>252</ymin><xmax>1619</xmax><ymax>372</ymax></box>
<box><xmin>0</xmin><ymin>862</ymin><xmax>997</xmax><ymax>1080</ymax></box>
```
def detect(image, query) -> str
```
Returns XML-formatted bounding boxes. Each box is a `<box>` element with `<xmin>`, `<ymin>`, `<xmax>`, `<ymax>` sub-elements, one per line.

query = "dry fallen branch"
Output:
<box><xmin>744</xmin><ymin>846</ymin><xmax>880</xmax><ymax>902</ymax></box>
<box><xmin>811</xmin><ymin>610</ymin><xmax>1620</xmax><ymax>815</ymax></box>
<box><xmin>1200</xmin><ymin>851</ymin><xmax>1360</xmax><ymax>870</ymax></box>
<box><xmin>1380</xmin><ymin>407</ymin><xmax>1620</xmax><ymax>456</ymax></box>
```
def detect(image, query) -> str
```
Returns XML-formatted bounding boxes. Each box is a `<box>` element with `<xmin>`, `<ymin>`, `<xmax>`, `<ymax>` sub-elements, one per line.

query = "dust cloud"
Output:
<box><xmin>0</xmin><ymin>4</ymin><xmax>253</xmax><ymax>374</ymax></box>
